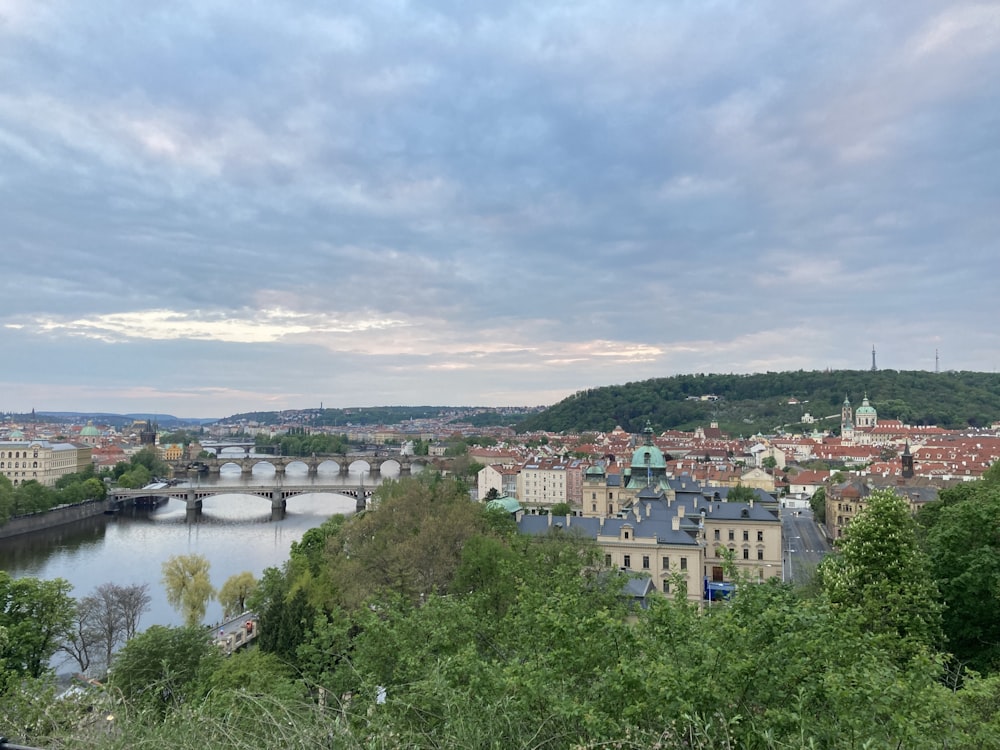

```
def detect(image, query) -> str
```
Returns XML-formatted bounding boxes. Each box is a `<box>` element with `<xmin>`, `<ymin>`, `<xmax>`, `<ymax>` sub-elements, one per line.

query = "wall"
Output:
<box><xmin>0</xmin><ymin>499</ymin><xmax>109</xmax><ymax>540</ymax></box>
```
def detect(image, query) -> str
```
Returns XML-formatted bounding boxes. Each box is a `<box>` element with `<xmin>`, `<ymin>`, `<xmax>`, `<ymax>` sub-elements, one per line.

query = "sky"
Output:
<box><xmin>2</xmin><ymin>1</ymin><xmax>999</xmax><ymax>418</ymax></box>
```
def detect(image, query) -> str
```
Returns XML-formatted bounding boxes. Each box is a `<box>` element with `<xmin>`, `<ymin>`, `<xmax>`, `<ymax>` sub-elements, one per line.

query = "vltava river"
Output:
<box><xmin>0</xmin><ymin>462</ymin><xmax>392</xmax><ymax>663</ymax></box>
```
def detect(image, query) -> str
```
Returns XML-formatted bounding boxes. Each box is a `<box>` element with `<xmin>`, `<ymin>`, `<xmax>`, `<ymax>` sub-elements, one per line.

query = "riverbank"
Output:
<box><xmin>0</xmin><ymin>499</ymin><xmax>110</xmax><ymax>540</ymax></box>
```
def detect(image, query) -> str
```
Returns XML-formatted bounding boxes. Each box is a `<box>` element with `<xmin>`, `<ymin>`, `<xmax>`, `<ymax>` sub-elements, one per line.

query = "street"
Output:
<box><xmin>781</xmin><ymin>507</ymin><xmax>832</xmax><ymax>585</ymax></box>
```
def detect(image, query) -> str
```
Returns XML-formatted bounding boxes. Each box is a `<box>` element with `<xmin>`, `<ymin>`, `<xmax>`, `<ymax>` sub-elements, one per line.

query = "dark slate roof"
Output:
<box><xmin>517</xmin><ymin>508</ymin><xmax>701</xmax><ymax>547</ymax></box>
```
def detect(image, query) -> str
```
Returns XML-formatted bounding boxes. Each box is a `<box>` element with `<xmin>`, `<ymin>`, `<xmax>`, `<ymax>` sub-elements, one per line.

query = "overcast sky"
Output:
<box><xmin>2</xmin><ymin>1</ymin><xmax>998</xmax><ymax>418</ymax></box>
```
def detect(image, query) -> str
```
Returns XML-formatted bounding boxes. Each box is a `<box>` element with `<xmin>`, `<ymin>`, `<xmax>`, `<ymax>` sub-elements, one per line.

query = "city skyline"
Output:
<box><xmin>2</xmin><ymin>2</ymin><xmax>998</xmax><ymax>417</ymax></box>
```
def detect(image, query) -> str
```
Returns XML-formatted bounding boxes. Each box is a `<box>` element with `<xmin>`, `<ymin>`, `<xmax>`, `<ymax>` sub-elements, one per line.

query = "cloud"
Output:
<box><xmin>0</xmin><ymin>1</ymin><xmax>998</xmax><ymax>415</ymax></box>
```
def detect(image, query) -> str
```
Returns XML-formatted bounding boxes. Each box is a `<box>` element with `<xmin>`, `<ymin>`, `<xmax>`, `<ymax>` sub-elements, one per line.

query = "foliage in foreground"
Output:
<box><xmin>10</xmin><ymin>473</ymin><xmax>1000</xmax><ymax>748</ymax></box>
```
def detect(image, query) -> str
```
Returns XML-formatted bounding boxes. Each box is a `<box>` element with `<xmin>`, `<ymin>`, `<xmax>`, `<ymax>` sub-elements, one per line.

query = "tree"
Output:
<box><xmin>818</xmin><ymin>489</ymin><xmax>942</xmax><ymax>657</ymax></box>
<box><xmin>60</xmin><ymin>582</ymin><xmax>151</xmax><ymax>677</ymax></box>
<box><xmin>809</xmin><ymin>487</ymin><xmax>826</xmax><ymax>518</ymax></box>
<box><xmin>726</xmin><ymin>483</ymin><xmax>756</xmax><ymax>503</ymax></box>
<box><xmin>218</xmin><ymin>572</ymin><xmax>257</xmax><ymax>619</ymax></box>
<box><xmin>550</xmin><ymin>502</ymin><xmax>572</xmax><ymax>517</ymax></box>
<box><xmin>0</xmin><ymin>572</ymin><xmax>74</xmax><ymax>680</ymax></box>
<box><xmin>162</xmin><ymin>554</ymin><xmax>215</xmax><ymax>627</ymax></box>
<box><xmin>762</xmin><ymin>456</ymin><xmax>778</xmax><ymax>470</ymax></box>
<box><xmin>483</xmin><ymin>487</ymin><xmax>500</xmax><ymax>501</ymax></box>
<box><xmin>109</xmin><ymin>625</ymin><xmax>221</xmax><ymax>715</ymax></box>
<box><xmin>920</xmin><ymin>475</ymin><xmax>1000</xmax><ymax>674</ymax></box>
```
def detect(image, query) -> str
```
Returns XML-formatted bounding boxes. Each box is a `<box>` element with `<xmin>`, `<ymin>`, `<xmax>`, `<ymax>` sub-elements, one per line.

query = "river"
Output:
<box><xmin>0</xmin><ymin>461</ymin><xmax>396</xmax><ymax>663</ymax></box>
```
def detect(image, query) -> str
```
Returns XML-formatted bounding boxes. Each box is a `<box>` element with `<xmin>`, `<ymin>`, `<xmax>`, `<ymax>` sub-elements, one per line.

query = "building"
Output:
<box><xmin>518</xmin><ymin>484</ymin><xmax>782</xmax><ymax>603</ymax></box>
<box><xmin>516</xmin><ymin>459</ymin><xmax>568</xmax><ymax>510</ymax></box>
<box><xmin>0</xmin><ymin>440</ymin><xmax>93</xmax><ymax>487</ymax></box>
<box><xmin>477</xmin><ymin>464</ymin><xmax>519</xmax><ymax>501</ymax></box>
<box><xmin>520</xmin><ymin>429</ymin><xmax>783</xmax><ymax>603</ymax></box>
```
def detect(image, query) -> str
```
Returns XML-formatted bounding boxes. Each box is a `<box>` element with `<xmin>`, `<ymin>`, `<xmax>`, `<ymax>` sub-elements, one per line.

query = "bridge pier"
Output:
<box><xmin>186</xmin><ymin>488</ymin><xmax>202</xmax><ymax>512</ymax></box>
<box><xmin>271</xmin><ymin>491</ymin><xmax>286</xmax><ymax>512</ymax></box>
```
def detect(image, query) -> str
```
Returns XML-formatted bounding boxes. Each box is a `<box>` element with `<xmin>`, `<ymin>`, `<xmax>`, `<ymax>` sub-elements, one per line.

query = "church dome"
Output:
<box><xmin>80</xmin><ymin>422</ymin><xmax>101</xmax><ymax>437</ymax></box>
<box><xmin>630</xmin><ymin>423</ymin><xmax>667</xmax><ymax>470</ymax></box>
<box><xmin>9</xmin><ymin>428</ymin><xmax>24</xmax><ymax>439</ymax></box>
<box><xmin>856</xmin><ymin>395</ymin><xmax>876</xmax><ymax>416</ymax></box>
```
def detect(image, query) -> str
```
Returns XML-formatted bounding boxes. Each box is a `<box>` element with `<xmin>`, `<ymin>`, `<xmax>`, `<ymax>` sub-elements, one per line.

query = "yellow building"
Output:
<box><xmin>0</xmin><ymin>440</ymin><xmax>93</xmax><ymax>487</ymax></box>
<box><xmin>160</xmin><ymin>443</ymin><xmax>184</xmax><ymax>461</ymax></box>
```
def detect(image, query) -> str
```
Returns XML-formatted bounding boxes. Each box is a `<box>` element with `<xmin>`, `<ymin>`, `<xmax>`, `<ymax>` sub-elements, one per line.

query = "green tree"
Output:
<box><xmin>117</xmin><ymin>464</ymin><xmax>152</xmax><ymax>489</ymax></box>
<box><xmin>920</xmin><ymin>473</ymin><xmax>1000</xmax><ymax>673</ymax></box>
<box><xmin>725</xmin><ymin>483</ymin><xmax>757</xmax><ymax>503</ymax></box>
<box><xmin>550</xmin><ymin>502</ymin><xmax>572</xmax><ymax>517</ymax></box>
<box><xmin>109</xmin><ymin>625</ymin><xmax>221</xmax><ymax>715</ymax></box>
<box><xmin>162</xmin><ymin>554</ymin><xmax>215</xmax><ymax>627</ymax></box>
<box><xmin>762</xmin><ymin>455</ymin><xmax>778</xmax><ymax>470</ymax></box>
<box><xmin>818</xmin><ymin>489</ymin><xmax>943</xmax><ymax>657</ymax></box>
<box><xmin>809</xmin><ymin>486</ymin><xmax>826</xmax><ymax>518</ymax></box>
<box><xmin>0</xmin><ymin>572</ymin><xmax>74</xmax><ymax>680</ymax></box>
<box><xmin>218</xmin><ymin>571</ymin><xmax>257</xmax><ymax>618</ymax></box>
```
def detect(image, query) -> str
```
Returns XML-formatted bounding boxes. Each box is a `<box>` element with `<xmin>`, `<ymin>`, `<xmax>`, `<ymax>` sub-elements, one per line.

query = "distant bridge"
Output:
<box><xmin>169</xmin><ymin>451</ymin><xmax>448</xmax><ymax>478</ymax></box>
<box><xmin>109</xmin><ymin>483</ymin><xmax>375</xmax><ymax>513</ymax></box>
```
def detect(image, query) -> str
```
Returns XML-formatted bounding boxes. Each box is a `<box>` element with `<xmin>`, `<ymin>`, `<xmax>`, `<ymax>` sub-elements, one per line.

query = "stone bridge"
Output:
<box><xmin>169</xmin><ymin>452</ymin><xmax>446</xmax><ymax>478</ymax></box>
<box><xmin>109</xmin><ymin>483</ymin><xmax>375</xmax><ymax>513</ymax></box>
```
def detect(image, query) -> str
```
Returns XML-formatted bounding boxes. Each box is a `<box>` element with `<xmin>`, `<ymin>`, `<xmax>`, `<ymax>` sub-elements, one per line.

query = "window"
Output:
<box><xmin>605</xmin><ymin>554</ymin><xmax>612</xmax><ymax>566</ymax></box>
<box><xmin>742</xmin><ymin>530</ymin><xmax>749</xmax><ymax>541</ymax></box>
<box><xmin>714</xmin><ymin>529</ymin><xmax>720</xmax><ymax>541</ymax></box>
<box><xmin>728</xmin><ymin>530</ymin><xmax>734</xmax><ymax>541</ymax></box>
<box><xmin>624</xmin><ymin>555</ymin><xmax>631</xmax><ymax>568</ymax></box>
<box><xmin>592</xmin><ymin>503</ymin><xmax>597</xmax><ymax>512</ymax></box>
<box><xmin>664</xmin><ymin>582</ymin><xmax>670</xmax><ymax>593</ymax></box>
<box><xmin>757</xmin><ymin>530</ymin><xmax>764</xmax><ymax>542</ymax></box>
<box><xmin>642</xmin><ymin>555</ymin><xmax>650</xmax><ymax>569</ymax></box>
<box><xmin>592</xmin><ymin>492</ymin><xmax>596</xmax><ymax>499</ymax></box>
<box><xmin>743</xmin><ymin>549</ymin><xmax>750</xmax><ymax>560</ymax></box>
<box><xmin>715</xmin><ymin>547</ymin><xmax>721</xmax><ymax>558</ymax></box>
<box><xmin>757</xmin><ymin>549</ymin><xmax>764</xmax><ymax>560</ymax></box>
<box><xmin>662</xmin><ymin>556</ymin><xmax>669</xmax><ymax>569</ymax></box>
<box><xmin>680</xmin><ymin>557</ymin><xmax>687</xmax><ymax>571</ymax></box>
<box><xmin>624</xmin><ymin>530</ymin><xmax>630</xmax><ymax>539</ymax></box>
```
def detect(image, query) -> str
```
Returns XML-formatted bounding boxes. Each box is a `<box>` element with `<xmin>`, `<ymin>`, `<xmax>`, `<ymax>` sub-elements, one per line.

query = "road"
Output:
<box><xmin>781</xmin><ymin>508</ymin><xmax>832</xmax><ymax>585</ymax></box>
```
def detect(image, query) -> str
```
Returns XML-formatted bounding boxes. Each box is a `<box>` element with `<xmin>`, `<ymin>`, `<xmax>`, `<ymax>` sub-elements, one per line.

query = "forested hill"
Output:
<box><xmin>516</xmin><ymin>370</ymin><xmax>1000</xmax><ymax>435</ymax></box>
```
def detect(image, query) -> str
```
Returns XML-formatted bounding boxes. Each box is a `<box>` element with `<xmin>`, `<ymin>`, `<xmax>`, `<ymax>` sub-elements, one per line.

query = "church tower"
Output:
<box><xmin>841</xmin><ymin>395</ymin><xmax>854</xmax><ymax>443</ymax></box>
<box><xmin>901</xmin><ymin>442</ymin><xmax>914</xmax><ymax>479</ymax></box>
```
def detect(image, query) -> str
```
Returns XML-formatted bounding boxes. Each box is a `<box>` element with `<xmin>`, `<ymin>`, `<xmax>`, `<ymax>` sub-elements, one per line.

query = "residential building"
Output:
<box><xmin>516</xmin><ymin>459</ymin><xmax>568</xmax><ymax>510</ymax></box>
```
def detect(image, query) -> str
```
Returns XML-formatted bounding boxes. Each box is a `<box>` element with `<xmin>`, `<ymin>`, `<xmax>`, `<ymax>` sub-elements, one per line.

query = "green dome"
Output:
<box><xmin>631</xmin><ymin>443</ymin><xmax>667</xmax><ymax>470</ymax></box>
<box><xmin>631</xmin><ymin>421</ymin><xmax>667</xmax><ymax>470</ymax></box>
<box><xmin>856</xmin><ymin>395</ymin><xmax>876</xmax><ymax>415</ymax></box>
<box><xmin>80</xmin><ymin>422</ymin><xmax>101</xmax><ymax>437</ymax></box>
<box><xmin>9</xmin><ymin>428</ymin><xmax>24</xmax><ymax>439</ymax></box>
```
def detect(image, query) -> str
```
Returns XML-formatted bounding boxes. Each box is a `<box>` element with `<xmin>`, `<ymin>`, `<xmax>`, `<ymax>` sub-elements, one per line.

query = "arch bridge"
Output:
<box><xmin>109</xmin><ymin>483</ymin><xmax>375</xmax><ymax>513</ymax></box>
<box><xmin>169</xmin><ymin>452</ymin><xmax>444</xmax><ymax>478</ymax></box>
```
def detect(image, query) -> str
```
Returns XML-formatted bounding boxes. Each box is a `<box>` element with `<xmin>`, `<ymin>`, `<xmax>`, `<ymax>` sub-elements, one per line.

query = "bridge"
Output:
<box><xmin>109</xmin><ymin>483</ymin><xmax>375</xmax><ymax>513</ymax></box>
<box><xmin>169</xmin><ymin>452</ymin><xmax>445</xmax><ymax>478</ymax></box>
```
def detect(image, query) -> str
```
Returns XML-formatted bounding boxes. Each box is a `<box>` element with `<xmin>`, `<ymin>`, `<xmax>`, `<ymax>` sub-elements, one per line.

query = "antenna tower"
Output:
<box><xmin>935</xmin><ymin>349</ymin><xmax>940</xmax><ymax>374</ymax></box>
<box><xmin>871</xmin><ymin>345</ymin><xmax>877</xmax><ymax>372</ymax></box>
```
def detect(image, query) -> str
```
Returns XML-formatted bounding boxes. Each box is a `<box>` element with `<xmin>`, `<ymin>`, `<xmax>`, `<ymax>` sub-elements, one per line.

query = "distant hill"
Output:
<box><xmin>33</xmin><ymin>412</ymin><xmax>218</xmax><ymax>428</ymax></box>
<box><xmin>515</xmin><ymin>370</ymin><xmax>1000</xmax><ymax>435</ymax></box>
<box><xmin>224</xmin><ymin>405</ymin><xmax>543</xmax><ymax>428</ymax></box>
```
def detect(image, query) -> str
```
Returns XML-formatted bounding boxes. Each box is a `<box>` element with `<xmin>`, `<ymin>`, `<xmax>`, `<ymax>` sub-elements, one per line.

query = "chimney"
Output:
<box><xmin>677</xmin><ymin>505</ymin><xmax>685</xmax><ymax>518</ymax></box>
<box><xmin>671</xmin><ymin>516</ymin><xmax>680</xmax><ymax>531</ymax></box>
<box><xmin>566</xmin><ymin>513</ymin><xmax>571</xmax><ymax>527</ymax></box>
<box><xmin>645</xmin><ymin>503</ymin><xmax>651</xmax><ymax>517</ymax></box>
<box><xmin>599</xmin><ymin>517</ymin><xmax>605</xmax><ymax>533</ymax></box>
<box><xmin>547</xmin><ymin>512</ymin><xmax>552</xmax><ymax>527</ymax></box>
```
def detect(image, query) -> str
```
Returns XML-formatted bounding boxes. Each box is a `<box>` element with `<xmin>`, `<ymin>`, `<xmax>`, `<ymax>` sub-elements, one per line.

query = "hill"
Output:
<box><xmin>516</xmin><ymin>370</ymin><xmax>1000</xmax><ymax>435</ymax></box>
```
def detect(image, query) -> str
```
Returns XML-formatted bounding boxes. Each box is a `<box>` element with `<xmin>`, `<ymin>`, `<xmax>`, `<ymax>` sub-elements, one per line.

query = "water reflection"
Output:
<box><xmin>0</xmin><ymin>469</ymin><xmax>391</xmax><ymax>638</ymax></box>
